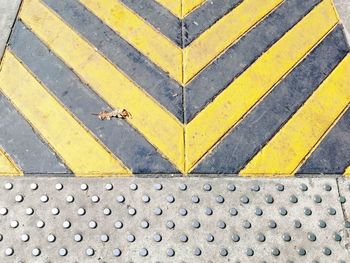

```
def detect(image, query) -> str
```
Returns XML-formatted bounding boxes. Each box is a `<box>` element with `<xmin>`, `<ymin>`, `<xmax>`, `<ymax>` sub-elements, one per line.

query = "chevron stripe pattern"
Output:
<box><xmin>0</xmin><ymin>0</ymin><xmax>350</xmax><ymax>176</ymax></box>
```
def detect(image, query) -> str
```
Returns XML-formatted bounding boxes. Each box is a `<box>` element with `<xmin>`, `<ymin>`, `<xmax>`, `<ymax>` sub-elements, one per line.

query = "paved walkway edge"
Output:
<box><xmin>0</xmin><ymin>0</ymin><xmax>22</xmax><ymax>60</ymax></box>
<box><xmin>335</xmin><ymin>0</ymin><xmax>350</xmax><ymax>42</ymax></box>
<box><xmin>0</xmin><ymin>177</ymin><xmax>349</xmax><ymax>262</ymax></box>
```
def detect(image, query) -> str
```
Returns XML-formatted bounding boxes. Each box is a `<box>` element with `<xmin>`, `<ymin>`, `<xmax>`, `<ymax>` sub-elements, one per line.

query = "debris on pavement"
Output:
<box><xmin>92</xmin><ymin>108</ymin><xmax>132</xmax><ymax>120</ymax></box>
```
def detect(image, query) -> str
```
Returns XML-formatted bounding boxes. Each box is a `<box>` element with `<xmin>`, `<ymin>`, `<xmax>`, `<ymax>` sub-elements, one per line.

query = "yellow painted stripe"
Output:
<box><xmin>2</xmin><ymin>55</ymin><xmax>130</xmax><ymax>176</ymax></box>
<box><xmin>0</xmin><ymin>51</ymin><xmax>130</xmax><ymax>176</ymax></box>
<box><xmin>20</xmin><ymin>0</ymin><xmax>185</xmax><ymax>172</ymax></box>
<box><xmin>242</xmin><ymin>54</ymin><xmax>350</xmax><ymax>175</ymax></box>
<box><xmin>185</xmin><ymin>0</ymin><xmax>338</xmax><ymax>173</ymax></box>
<box><xmin>0</xmin><ymin>147</ymin><xmax>22</xmax><ymax>176</ymax></box>
<box><xmin>154</xmin><ymin>0</ymin><xmax>182</xmax><ymax>18</ymax></box>
<box><xmin>183</xmin><ymin>0</ymin><xmax>207</xmax><ymax>17</ymax></box>
<box><xmin>183</xmin><ymin>0</ymin><xmax>284</xmax><ymax>83</ymax></box>
<box><xmin>294</xmin><ymin>103</ymin><xmax>350</xmax><ymax>175</ymax></box>
<box><xmin>153</xmin><ymin>0</ymin><xmax>206</xmax><ymax>18</ymax></box>
<box><xmin>79</xmin><ymin>0</ymin><xmax>183</xmax><ymax>84</ymax></box>
<box><xmin>345</xmin><ymin>159</ymin><xmax>350</xmax><ymax>175</ymax></box>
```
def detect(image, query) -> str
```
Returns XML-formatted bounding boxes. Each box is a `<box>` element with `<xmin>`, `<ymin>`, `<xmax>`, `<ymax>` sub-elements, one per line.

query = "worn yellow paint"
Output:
<box><xmin>0</xmin><ymin>51</ymin><xmax>130</xmax><ymax>176</ymax></box>
<box><xmin>79</xmin><ymin>0</ymin><xmax>183</xmax><ymax>84</ymax></box>
<box><xmin>20</xmin><ymin>0</ymin><xmax>185</xmax><ymax>172</ymax></box>
<box><xmin>153</xmin><ymin>0</ymin><xmax>206</xmax><ymax>18</ymax></box>
<box><xmin>183</xmin><ymin>0</ymin><xmax>284</xmax><ymax>83</ymax></box>
<box><xmin>185</xmin><ymin>0</ymin><xmax>338</xmax><ymax>173</ymax></box>
<box><xmin>242</xmin><ymin>54</ymin><xmax>350</xmax><ymax>175</ymax></box>
<box><xmin>0</xmin><ymin>147</ymin><xmax>22</xmax><ymax>176</ymax></box>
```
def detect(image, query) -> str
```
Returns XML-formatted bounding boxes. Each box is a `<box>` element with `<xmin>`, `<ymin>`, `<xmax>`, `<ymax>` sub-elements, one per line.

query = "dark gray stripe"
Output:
<box><xmin>297</xmin><ymin>105</ymin><xmax>350</xmax><ymax>175</ymax></box>
<box><xmin>120</xmin><ymin>0</ymin><xmax>241</xmax><ymax>47</ymax></box>
<box><xmin>120</xmin><ymin>0</ymin><xmax>182</xmax><ymax>46</ymax></box>
<box><xmin>192</xmin><ymin>25</ymin><xmax>350</xmax><ymax>174</ymax></box>
<box><xmin>183</xmin><ymin>0</ymin><xmax>242</xmax><ymax>47</ymax></box>
<box><xmin>0</xmin><ymin>93</ymin><xmax>71</xmax><ymax>175</ymax></box>
<box><xmin>185</xmin><ymin>0</ymin><xmax>321</xmax><ymax>123</ymax></box>
<box><xmin>43</xmin><ymin>0</ymin><xmax>183</xmax><ymax>123</ymax></box>
<box><xmin>10</xmin><ymin>21</ymin><xmax>179</xmax><ymax>174</ymax></box>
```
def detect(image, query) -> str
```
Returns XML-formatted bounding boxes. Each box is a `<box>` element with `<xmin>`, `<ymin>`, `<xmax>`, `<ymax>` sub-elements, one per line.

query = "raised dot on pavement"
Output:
<box><xmin>167</xmin><ymin>248</ymin><xmax>175</xmax><ymax>257</ymax></box>
<box><xmin>59</xmin><ymin>248</ymin><xmax>67</xmax><ymax>256</ymax></box>
<box><xmin>140</xmin><ymin>248</ymin><xmax>148</xmax><ymax>257</ymax></box>
<box><xmin>86</xmin><ymin>248</ymin><xmax>94</xmax><ymax>256</ymax></box>
<box><xmin>32</xmin><ymin>248</ymin><xmax>41</xmax><ymax>256</ymax></box>
<box><xmin>113</xmin><ymin>248</ymin><xmax>121</xmax><ymax>257</ymax></box>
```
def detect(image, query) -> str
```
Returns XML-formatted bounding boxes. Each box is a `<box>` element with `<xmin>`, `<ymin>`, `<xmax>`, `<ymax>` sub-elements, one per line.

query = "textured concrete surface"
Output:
<box><xmin>335</xmin><ymin>0</ymin><xmax>350</xmax><ymax>41</ymax></box>
<box><xmin>0</xmin><ymin>0</ymin><xmax>21</xmax><ymax>59</ymax></box>
<box><xmin>0</xmin><ymin>177</ymin><xmax>348</xmax><ymax>262</ymax></box>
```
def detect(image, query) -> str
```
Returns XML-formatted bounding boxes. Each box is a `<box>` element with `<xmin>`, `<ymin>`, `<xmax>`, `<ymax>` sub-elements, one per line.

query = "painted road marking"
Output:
<box><xmin>79</xmin><ymin>0</ymin><xmax>183</xmax><ymax>84</ymax></box>
<box><xmin>241</xmin><ymin>54</ymin><xmax>350</xmax><ymax>175</ymax></box>
<box><xmin>183</xmin><ymin>0</ymin><xmax>284</xmax><ymax>83</ymax></box>
<box><xmin>9</xmin><ymin>21</ymin><xmax>177</xmax><ymax>174</ymax></box>
<box><xmin>298</xmin><ymin>106</ymin><xmax>350</xmax><ymax>174</ymax></box>
<box><xmin>0</xmin><ymin>147</ymin><xmax>22</xmax><ymax>176</ymax></box>
<box><xmin>186</xmin><ymin>0</ymin><xmax>338</xmax><ymax>172</ymax></box>
<box><xmin>0</xmin><ymin>92</ymin><xmax>70</xmax><ymax>174</ymax></box>
<box><xmin>20</xmin><ymin>0</ymin><xmax>185</xmax><ymax>173</ymax></box>
<box><xmin>120</xmin><ymin>0</ymin><xmax>242</xmax><ymax>47</ymax></box>
<box><xmin>194</xmin><ymin>25</ymin><xmax>349</xmax><ymax>174</ymax></box>
<box><xmin>0</xmin><ymin>51</ymin><xmax>130</xmax><ymax>176</ymax></box>
<box><xmin>44</xmin><ymin>0</ymin><xmax>183</xmax><ymax>122</ymax></box>
<box><xmin>0</xmin><ymin>0</ymin><xmax>349</xmax><ymax>176</ymax></box>
<box><xmin>184</xmin><ymin>0</ymin><xmax>321</xmax><ymax>123</ymax></box>
<box><xmin>154</xmin><ymin>0</ymin><xmax>206</xmax><ymax>18</ymax></box>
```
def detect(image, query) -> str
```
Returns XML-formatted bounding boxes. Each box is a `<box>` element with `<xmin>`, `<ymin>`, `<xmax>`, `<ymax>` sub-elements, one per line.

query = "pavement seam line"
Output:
<box><xmin>336</xmin><ymin>177</ymin><xmax>348</xmax><ymax>223</ymax></box>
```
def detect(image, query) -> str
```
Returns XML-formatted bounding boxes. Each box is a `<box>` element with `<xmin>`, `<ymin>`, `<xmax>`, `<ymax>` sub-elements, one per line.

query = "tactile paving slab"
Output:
<box><xmin>0</xmin><ymin>177</ymin><xmax>348</xmax><ymax>262</ymax></box>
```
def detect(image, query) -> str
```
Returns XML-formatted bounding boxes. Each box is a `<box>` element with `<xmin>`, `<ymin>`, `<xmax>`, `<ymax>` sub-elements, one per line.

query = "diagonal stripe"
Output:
<box><xmin>79</xmin><ymin>0</ymin><xmax>183</xmax><ymax>84</ymax></box>
<box><xmin>185</xmin><ymin>0</ymin><xmax>338</xmax><ymax>173</ymax></box>
<box><xmin>20</xmin><ymin>0</ymin><xmax>185</xmax><ymax>172</ymax></box>
<box><xmin>0</xmin><ymin>147</ymin><xmax>22</xmax><ymax>176</ymax></box>
<box><xmin>154</xmin><ymin>0</ymin><xmax>206</xmax><ymax>18</ymax></box>
<box><xmin>193</xmin><ymin>25</ymin><xmax>349</xmax><ymax>174</ymax></box>
<box><xmin>345</xmin><ymin>156</ymin><xmax>350</xmax><ymax>175</ymax></box>
<box><xmin>182</xmin><ymin>0</ymin><xmax>207</xmax><ymax>18</ymax></box>
<box><xmin>119</xmin><ymin>0</ymin><xmax>182</xmax><ymax>46</ymax></box>
<box><xmin>0</xmin><ymin>92</ymin><xmax>70</xmax><ymax>175</ymax></box>
<box><xmin>10</xmin><ymin>20</ymin><xmax>178</xmax><ymax>174</ymax></box>
<box><xmin>241</xmin><ymin>54</ymin><xmax>350</xmax><ymax>175</ymax></box>
<box><xmin>0</xmin><ymin>51</ymin><xmax>130</xmax><ymax>176</ymax></box>
<box><xmin>297</xmin><ymin>105</ymin><xmax>350</xmax><ymax>175</ymax></box>
<box><xmin>183</xmin><ymin>0</ymin><xmax>242</xmax><ymax>47</ymax></box>
<box><xmin>185</xmin><ymin>0</ymin><xmax>321</xmax><ymax>123</ymax></box>
<box><xmin>43</xmin><ymin>0</ymin><xmax>183</xmax><ymax>123</ymax></box>
<box><xmin>153</xmin><ymin>0</ymin><xmax>182</xmax><ymax>18</ymax></box>
<box><xmin>119</xmin><ymin>0</ymin><xmax>242</xmax><ymax>47</ymax></box>
<box><xmin>183</xmin><ymin>0</ymin><xmax>284</xmax><ymax>83</ymax></box>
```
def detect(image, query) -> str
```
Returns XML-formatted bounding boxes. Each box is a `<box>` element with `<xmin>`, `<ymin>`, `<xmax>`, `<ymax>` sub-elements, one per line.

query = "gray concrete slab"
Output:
<box><xmin>0</xmin><ymin>0</ymin><xmax>21</xmax><ymax>60</ymax></box>
<box><xmin>0</xmin><ymin>177</ymin><xmax>348</xmax><ymax>262</ymax></box>
<box><xmin>335</xmin><ymin>0</ymin><xmax>350</xmax><ymax>42</ymax></box>
<box><xmin>335</xmin><ymin>178</ymin><xmax>350</xmax><ymax>255</ymax></box>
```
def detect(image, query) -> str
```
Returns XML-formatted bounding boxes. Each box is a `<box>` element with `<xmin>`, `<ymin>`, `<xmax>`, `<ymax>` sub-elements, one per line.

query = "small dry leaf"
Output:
<box><xmin>92</xmin><ymin>108</ymin><xmax>132</xmax><ymax>120</ymax></box>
